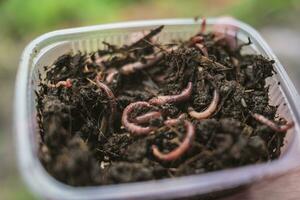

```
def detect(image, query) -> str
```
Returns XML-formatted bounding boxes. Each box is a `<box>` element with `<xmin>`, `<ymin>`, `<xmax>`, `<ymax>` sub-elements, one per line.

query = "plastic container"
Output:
<box><xmin>14</xmin><ymin>18</ymin><xmax>300</xmax><ymax>200</ymax></box>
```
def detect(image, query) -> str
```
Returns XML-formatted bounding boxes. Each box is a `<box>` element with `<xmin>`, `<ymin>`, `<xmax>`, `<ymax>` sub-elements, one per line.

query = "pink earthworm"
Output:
<box><xmin>152</xmin><ymin>120</ymin><xmax>195</xmax><ymax>161</ymax></box>
<box><xmin>188</xmin><ymin>89</ymin><xmax>220</xmax><ymax>120</ymax></box>
<box><xmin>95</xmin><ymin>80</ymin><xmax>117</xmax><ymax>129</ymax></box>
<box><xmin>49</xmin><ymin>78</ymin><xmax>72</xmax><ymax>88</ymax></box>
<box><xmin>105</xmin><ymin>68</ymin><xmax>118</xmax><ymax>84</ymax></box>
<box><xmin>200</xmin><ymin>17</ymin><xmax>206</xmax><ymax>34</ymax></box>
<box><xmin>190</xmin><ymin>35</ymin><xmax>208</xmax><ymax>57</ymax></box>
<box><xmin>251</xmin><ymin>113</ymin><xmax>294</xmax><ymax>132</ymax></box>
<box><xmin>195</xmin><ymin>43</ymin><xmax>209</xmax><ymax>57</ymax></box>
<box><xmin>191</xmin><ymin>36</ymin><xmax>204</xmax><ymax>44</ymax></box>
<box><xmin>120</xmin><ymin>46</ymin><xmax>178</xmax><ymax>75</ymax></box>
<box><xmin>164</xmin><ymin>114</ymin><xmax>186</xmax><ymax>125</ymax></box>
<box><xmin>149</xmin><ymin>82</ymin><xmax>193</xmax><ymax>105</ymax></box>
<box><xmin>122</xmin><ymin>101</ymin><xmax>156</xmax><ymax>135</ymax></box>
<box><xmin>133</xmin><ymin>111</ymin><xmax>162</xmax><ymax>124</ymax></box>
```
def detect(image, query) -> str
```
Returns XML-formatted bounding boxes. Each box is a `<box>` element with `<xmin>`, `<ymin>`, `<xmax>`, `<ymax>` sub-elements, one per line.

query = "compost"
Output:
<box><xmin>36</xmin><ymin>20</ymin><xmax>294</xmax><ymax>186</ymax></box>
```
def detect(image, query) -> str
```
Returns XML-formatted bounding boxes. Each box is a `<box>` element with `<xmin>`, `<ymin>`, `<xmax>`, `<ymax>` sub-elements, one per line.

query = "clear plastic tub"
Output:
<box><xmin>14</xmin><ymin>18</ymin><xmax>300</xmax><ymax>200</ymax></box>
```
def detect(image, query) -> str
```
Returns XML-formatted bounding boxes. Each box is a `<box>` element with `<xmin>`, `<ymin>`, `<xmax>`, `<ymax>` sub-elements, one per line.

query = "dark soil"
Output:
<box><xmin>36</xmin><ymin>24</ymin><xmax>292</xmax><ymax>187</ymax></box>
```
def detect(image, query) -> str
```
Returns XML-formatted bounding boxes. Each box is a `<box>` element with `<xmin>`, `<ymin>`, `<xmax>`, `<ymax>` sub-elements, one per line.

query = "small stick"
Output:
<box><xmin>95</xmin><ymin>79</ymin><xmax>117</xmax><ymax>130</ymax></box>
<box><xmin>48</xmin><ymin>79</ymin><xmax>72</xmax><ymax>88</ymax></box>
<box><xmin>128</xmin><ymin>25</ymin><xmax>164</xmax><ymax>49</ymax></box>
<box><xmin>142</xmin><ymin>38</ymin><xmax>165</xmax><ymax>52</ymax></box>
<box><xmin>83</xmin><ymin>65</ymin><xmax>90</xmax><ymax>73</ymax></box>
<box><xmin>188</xmin><ymin>89</ymin><xmax>220</xmax><ymax>120</ymax></box>
<box><xmin>149</xmin><ymin>82</ymin><xmax>193</xmax><ymax>105</ymax></box>
<box><xmin>251</xmin><ymin>112</ymin><xmax>294</xmax><ymax>132</ymax></box>
<box><xmin>99</xmin><ymin>116</ymin><xmax>108</xmax><ymax>140</ymax></box>
<box><xmin>122</xmin><ymin>101</ymin><xmax>155</xmax><ymax>135</ymax></box>
<box><xmin>197</xmin><ymin>55</ymin><xmax>231</xmax><ymax>70</ymax></box>
<box><xmin>152</xmin><ymin>120</ymin><xmax>195</xmax><ymax>161</ymax></box>
<box><xmin>133</xmin><ymin>111</ymin><xmax>162</xmax><ymax>124</ymax></box>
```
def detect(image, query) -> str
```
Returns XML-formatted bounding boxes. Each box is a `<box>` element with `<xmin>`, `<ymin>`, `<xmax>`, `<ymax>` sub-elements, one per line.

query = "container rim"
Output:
<box><xmin>14</xmin><ymin>17</ymin><xmax>300</xmax><ymax>200</ymax></box>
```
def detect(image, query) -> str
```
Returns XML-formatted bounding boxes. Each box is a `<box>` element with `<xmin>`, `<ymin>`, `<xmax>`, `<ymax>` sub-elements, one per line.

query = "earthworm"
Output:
<box><xmin>49</xmin><ymin>79</ymin><xmax>72</xmax><ymax>88</ymax></box>
<box><xmin>188</xmin><ymin>89</ymin><xmax>220</xmax><ymax>120</ymax></box>
<box><xmin>164</xmin><ymin>114</ymin><xmax>186</xmax><ymax>125</ymax></box>
<box><xmin>195</xmin><ymin>43</ymin><xmax>208</xmax><ymax>57</ymax></box>
<box><xmin>191</xmin><ymin>36</ymin><xmax>204</xmax><ymax>44</ymax></box>
<box><xmin>120</xmin><ymin>46</ymin><xmax>178</xmax><ymax>75</ymax></box>
<box><xmin>129</xmin><ymin>25</ymin><xmax>164</xmax><ymax>48</ymax></box>
<box><xmin>95</xmin><ymin>80</ymin><xmax>117</xmax><ymax>129</ymax></box>
<box><xmin>149</xmin><ymin>82</ymin><xmax>193</xmax><ymax>105</ymax></box>
<box><xmin>200</xmin><ymin>17</ymin><xmax>206</xmax><ymax>34</ymax></box>
<box><xmin>212</xmin><ymin>16</ymin><xmax>238</xmax><ymax>51</ymax></box>
<box><xmin>190</xmin><ymin>31</ymin><xmax>208</xmax><ymax>57</ymax></box>
<box><xmin>251</xmin><ymin>112</ymin><xmax>294</xmax><ymax>132</ymax></box>
<box><xmin>122</xmin><ymin>101</ymin><xmax>155</xmax><ymax>135</ymax></box>
<box><xmin>106</xmin><ymin>68</ymin><xmax>118</xmax><ymax>84</ymax></box>
<box><xmin>152</xmin><ymin>120</ymin><xmax>195</xmax><ymax>161</ymax></box>
<box><xmin>133</xmin><ymin>111</ymin><xmax>162</xmax><ymax>124</ymax></box>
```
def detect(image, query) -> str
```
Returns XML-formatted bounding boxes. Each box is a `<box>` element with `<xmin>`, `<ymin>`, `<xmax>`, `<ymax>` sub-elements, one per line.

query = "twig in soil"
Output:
<box><xmin>152</xmin><ymin>120</ymin><xmax>195</xmax><ymax>161</ymax></box>
<box><xmin>128</xmin><ymin>25</ymin><xmax>164</xmax><ymax>49</ymax></box>
<box><xmin>94</xmin><ymin>79</ymin><xmax>117</xmax><ymax>131</ymax></box>
<box><xmin>235</xmin><ymin>37</ymin><xmax>252</xmax><ymax>52</ymax></box>
<box><xmin>149</xmin><ymin>82</ymin><xmax>193</xmax><ymax>105</ymax></box>
<box><xmin>48</xmin><ymin>79</ymin><xmax>72</xmax><ymax>88</ymax></box>
<box><xmin>188</xmin><ymin>89</ymin><xmax>220</xmax><ymax>120</ymax></box>
<box><xmin>251</xmin><ymin>112</ymin><xmax>294</xmax><ymax>132</ymax></box>
<box><xmin>96</xmin><ymin>148</ymin><xmax>120</xmax><ymax>158</ymax></box>
<box><xmin>120</xmin><ymin>46</ymin><xmax>178</xmax><ymax>75</ymax></box>
<box><xmin>99</xmin><ymin>116</ymin><xmax>108</xmax><ymax>140</ymax></box>
<box><xmin>133</xmin><ymin>111</ymin><xmax>162</xmax><ymax>124</ymax></box>
<box><xmin>141</xmin><ymin>38</ymin><xmax>166</xmax><ymax>52</ymax></box>
<box><xmin>213</xmin><ymin>87</ymin><xmax>234</xmax><ymax>117</ymax></box>
<box><xmin>122</xmin><ymin>101</ymin><xmax>156</xmax><ymax>135</ymax></box>
<box><xmin>196</xmin><ymin>55</ymin><xmax>231</xmax><ymax>70</ymax></box>
<box><xmin>142</xmin><ymin>71</ymin><xmax>159</xmax><ymax>90</ymax></box>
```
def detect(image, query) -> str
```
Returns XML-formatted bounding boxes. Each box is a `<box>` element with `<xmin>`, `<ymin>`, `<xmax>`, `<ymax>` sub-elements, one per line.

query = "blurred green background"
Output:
<box><xmin>1</xmin><ymin>0</ymin><xmax>300</xmax><ymax>199</ymax></box>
